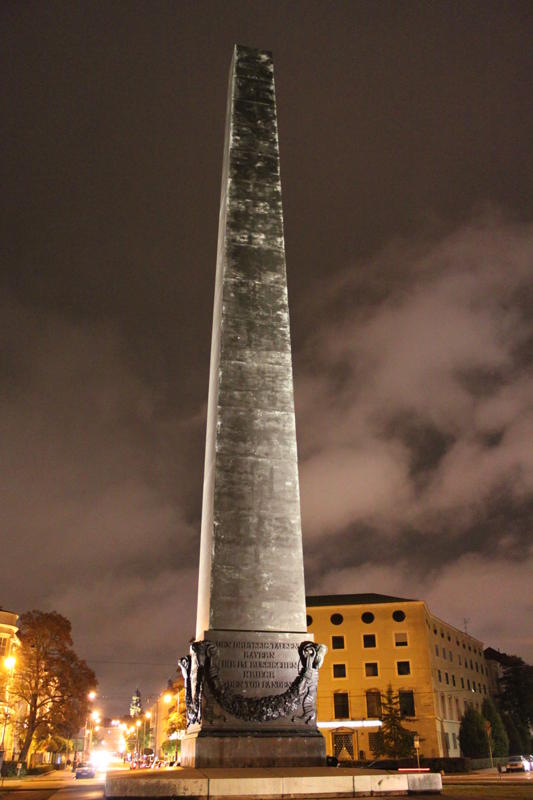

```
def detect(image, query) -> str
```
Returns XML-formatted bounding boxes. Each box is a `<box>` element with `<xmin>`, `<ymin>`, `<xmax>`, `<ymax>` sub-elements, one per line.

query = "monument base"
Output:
<box><xmin>105</xmin><ymin>766</ymin><xmax>443</xmax><ymax>797</ymax></box>
<box><xmin>181</xmin><ymin>729</ymin><xmax>326</xmax><ymax>768</ymax></box>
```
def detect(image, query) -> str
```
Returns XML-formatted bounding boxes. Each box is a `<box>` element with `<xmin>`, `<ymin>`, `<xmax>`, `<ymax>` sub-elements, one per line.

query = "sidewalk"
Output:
<box><xmin>1</xmin><ymin>769</ymin><xmax>76</xmax><ymax>790</ymax></box>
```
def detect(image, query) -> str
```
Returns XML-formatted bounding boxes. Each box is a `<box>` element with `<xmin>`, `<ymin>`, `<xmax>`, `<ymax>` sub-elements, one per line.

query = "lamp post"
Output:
<box><xmin>83</xmin><ymin>691</ymin><xmax>97</xmax><ymax>760</ymax></box>
<box><xmin>135</xmin><ymin>719</ymin><xmax>141</xmax><ymax>762</ymax></box>
<box><xmin>143</xmin><ymin>712</ymin><xmax>151</xmax><ymax>759</ymax></box>
<box><xmin>1</xmin><ymin>657</ymin><xmax>16</xmax><ymax>761</ymax></box>
<box><xmin>0</xmin><ymin>656</ymin><xmax>16</xmax><ymax>787</ymax></box>
<box><xmin>414</xmin><ymin>735</ymin><xmax>420</xmax><ymax>770</ymax></box>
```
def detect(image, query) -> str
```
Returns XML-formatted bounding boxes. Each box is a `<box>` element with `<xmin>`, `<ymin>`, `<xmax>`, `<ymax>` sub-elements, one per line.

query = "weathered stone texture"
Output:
<box><xmin>196</xmin><ymin>45</ymin><xmax>306</xmax><ymax>638</ymax></box>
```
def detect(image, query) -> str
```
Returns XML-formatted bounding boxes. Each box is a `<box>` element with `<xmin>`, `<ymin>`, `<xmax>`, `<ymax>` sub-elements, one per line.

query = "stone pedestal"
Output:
<box><xmin>179</xmin><ymin>633</ymin><xmax>326</xmax><ymax>767</ymax></box>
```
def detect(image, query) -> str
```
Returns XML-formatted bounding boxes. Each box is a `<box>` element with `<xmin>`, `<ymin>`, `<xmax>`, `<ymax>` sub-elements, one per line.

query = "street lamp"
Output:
<box><xmin>135</xmin><ymin>719</ymin><xmax>141</xmax><ymax>761</ymax></box>
<box><xmin>1</xmin><ymin>656</ymin><xmax>17</xmax><ymax>755</ymax></box>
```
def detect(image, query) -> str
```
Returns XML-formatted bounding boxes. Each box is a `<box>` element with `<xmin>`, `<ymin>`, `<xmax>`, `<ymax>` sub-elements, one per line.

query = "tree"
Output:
<box><xmin>10</xmin><ymin>611</ymin><xmax>96</xmax><ymax>764</ymax></box>
<box><xmin>485</xmin><ymin>648</ymin><xmax>533</xmax><ymax>754</ymax></box>
<box><xmin>373</xmin><ymin>686</ymin><xmax>416</xmax><ymax>758</ymax></box>
<box><xmin>501</xmin><ymin>712</ymin><xmax>526</xmax><ymax>754</ymax></box>
<box><xmin>459</xmin><ymin>706</ymin><xmax>489</xmax><ymax>757</ymax></box>
<box><xmin>481</xmin><ymin>698</ymin><xmax>508</xmax><ymax>757</ymax></box>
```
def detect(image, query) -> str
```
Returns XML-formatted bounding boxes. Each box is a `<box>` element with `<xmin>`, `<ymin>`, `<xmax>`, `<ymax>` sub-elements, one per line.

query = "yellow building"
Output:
<box><xmin>307</xmin><ymin>594</ymin><xmax>490</xmax><ymax>760</ymax></box>
<box><xmin>0</xmin><ymin>609</ymin><xmax>20</xmax><ymax>762</ymax></box>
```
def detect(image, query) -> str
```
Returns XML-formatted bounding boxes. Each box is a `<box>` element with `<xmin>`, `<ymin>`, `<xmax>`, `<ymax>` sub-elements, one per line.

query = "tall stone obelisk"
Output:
<box><xmin>180</xmin><ymin>45</ymin><xmax>326</xmax><ymax>768</ymax></box>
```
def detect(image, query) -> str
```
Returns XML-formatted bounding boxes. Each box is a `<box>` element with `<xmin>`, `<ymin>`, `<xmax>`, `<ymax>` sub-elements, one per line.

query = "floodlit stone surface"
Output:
<box><xmin>183</xmin><ymin>44</ymin><xmax>325</xmax><ymax>768</ymax></box>
<box><xmin>105</xmin><ymin>767</ymin><xmax>443</xmax><ymax>797</ymax></box>
<box><xmin>407</xmin><ymin>771</ymin><xmax>443</xmax><ymax>792</ymax></box>
<box><xmin>196</xmin><ymin>44</ymin><xmax>306</xmax><ymax>639</ymax></box>
<box><xmin>370</xmin><ymin>772</ymin><xmax>409</xmax><ymax>794</ymax></box>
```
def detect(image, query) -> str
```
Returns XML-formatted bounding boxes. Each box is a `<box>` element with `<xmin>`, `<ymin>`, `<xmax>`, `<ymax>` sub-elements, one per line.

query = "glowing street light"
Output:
<box><xmin>163</xmin><ymin>693</ymin><xmax>172</xmax><ymax>704</ymax></box>
<box><xmin>88</xmin><ymin>691</ymin><xmax>96</xmax><ymax>701</ymax></box>
<box><xmin>4</xmin><ymin>656</ymin><xmax>16</xmax><ymax>671</ymax></box>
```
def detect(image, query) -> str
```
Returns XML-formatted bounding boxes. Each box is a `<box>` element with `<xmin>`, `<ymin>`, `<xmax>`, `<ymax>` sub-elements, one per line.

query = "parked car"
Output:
<box><xmin>506</xmin><ymin>755</ymin><xmax>531</xmax><ymax>772</ymax></box>
<box><xmin>75</xmin><ymin>763</ymin><xmax>96</xmax><ymax>779</ymax></box>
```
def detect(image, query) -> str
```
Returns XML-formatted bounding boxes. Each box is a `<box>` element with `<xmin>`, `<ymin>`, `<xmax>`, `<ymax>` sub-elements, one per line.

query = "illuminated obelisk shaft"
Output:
<box><xmin>196</xmin><ymin>45</ymin><xmax>307</xmax><ymax>638</ymax></box>
<box><xmin>182</xmin><ymin>45</ymin><xmax>325</xmax><ymax>769</ymax></box>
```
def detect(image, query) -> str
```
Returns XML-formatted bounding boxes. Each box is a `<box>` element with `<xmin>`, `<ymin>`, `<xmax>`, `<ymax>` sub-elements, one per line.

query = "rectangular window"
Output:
<box><xmin>332</xmin><ymin>635</ymin><xmax>345</xmax><ymax>650</ymax></box>
<box><xmin>0</xmin><ymin>639</ymin><xmax>8</xmax><ymax>656</ymax></box>
<box><xmin>399</xmin><ymin>690</ymin><xmax>415</xmax><ymax>717</ymax></box>
<box><xmin>467</xmin><ymin>679</ymin><xmax>471</xmax><ymax>690</ymax></box>
<box><xmin>365</xmin><ymin>662</ymin><xmax>379</xmax><ymax>677</ymax></box>
<box><xmin>397</xmin><ymin>661</ymin><xmax>411</xmax><ymax>676</ymax></box>
<box><xmin>452</xmin><ymin>674</ymin><xmax>456</xmax><ymax>687</ymax></box>
<box><xmin>366</xmin><ymin>690</ymin><xmax>382</xmax><ymax>718</ymax></box>
<box><xmin>449</xmin><ymin>651</ymin><xmax>453</xmax><ymax>662</ymax></box>
<box><xmin>333</xmin><ymin>663</ymin><xmax>346</xmax><ymax>678</ymax></box>
<box><xmin>334</xmin><ymin>692</ymin><xmax>349</xmax><ymax>719</ymax></box>
<box><xmin>363</xmin><ymin>634</ymin><xmax>376</xmax><ymax>648</ymax></box>
<box><xmin>455</xmin><ymin>698</ymin><xmax>461</xmax><ymax>720</ymax></box>
<box><xmin>368</xmin><ymin>732</ymin><xmax>380</xmax><ymax>753</ymax></box>
<box><xmin>445</xmin><ymin>732</ymin><xmax>450</xmax><ymax>750</ymax></box>
<box><xmin>452</xmin><ymin>732</ymin><xmax>457</xmax><ymax>750</ymax></box>
<box><xmin>438</xmin><ymin>670</ymin><xmax>442</xmax><ymax>682</ymax></box>
<box><xmin>445</xmin><ymin>672</ymin><xmax>449</xmax><ymax>684</ymax></box>
<box><xmin>461</xmin><ymin>677</ymin><xmax>464</xmax><ymax>689</ymax></box>
<box><xmin>435</xmin><ymin>644</ymin><xmax>439</xmax><ymax>656</ymax></box>
<box><xmin>395</xmin><ymin>632</ymin><xmax>408</xmax><ymax>647</ymax></box>
<box><xmin>443</xmin><ymin>649</ymin><xmax>446</xmax><ymax>660</ymax></box>
<box><xmin>441</xmin><ymin>694</ymin><xmax>446</xmax><ymax>717</ymax></box>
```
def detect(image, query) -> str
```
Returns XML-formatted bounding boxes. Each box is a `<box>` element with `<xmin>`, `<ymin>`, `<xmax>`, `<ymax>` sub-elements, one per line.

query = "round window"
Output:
<box><xmin>392</xmin><ymin>610</ymin><xmax>406</xmax><ymax>622</ymax></box>
<box><xmin>361</xmin><ymin>612</ymin><xmax>374</xmax><ymax>624</ymax></box>
<box><xmin>306</xmin><ymin>614</ymin><xmax>313</xmax><ymax>627</ymax></box>
<box><xmin>330</xmin><ymin>613</ymin><xmax>344</xmax><ymax>625</ymax></box>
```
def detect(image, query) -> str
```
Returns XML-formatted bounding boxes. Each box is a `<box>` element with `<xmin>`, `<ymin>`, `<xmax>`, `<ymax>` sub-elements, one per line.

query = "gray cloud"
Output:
<box><xmin>297</xmin><ymin>216</ymin><xmax>533</xmax><ymax>660</ymax></box>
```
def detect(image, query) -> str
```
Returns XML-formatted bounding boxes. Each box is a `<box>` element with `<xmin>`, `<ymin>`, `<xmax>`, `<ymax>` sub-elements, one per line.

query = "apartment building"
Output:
<box><xmin>307</xmin><ymin>593</ymin><xmax>490</xmax><ymax>760</ymax></box>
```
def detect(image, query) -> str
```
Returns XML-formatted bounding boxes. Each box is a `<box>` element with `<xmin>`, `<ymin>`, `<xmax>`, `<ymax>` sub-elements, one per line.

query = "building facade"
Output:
<box><xmin>307</xmin><ymin>594</ymin><xmax>491</xmax><ymax>760</ymax></box>
<box><xmin>0</xmin><ymin>609</ymin><xmax>21</xmax><ymax>763</ymax></box>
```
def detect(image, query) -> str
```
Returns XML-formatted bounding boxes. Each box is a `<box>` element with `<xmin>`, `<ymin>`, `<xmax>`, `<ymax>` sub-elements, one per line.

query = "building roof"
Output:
<box><xmin>306</xmin><ymin>593</ymin><xmax>417</xmax><ymax>607</ymax></box>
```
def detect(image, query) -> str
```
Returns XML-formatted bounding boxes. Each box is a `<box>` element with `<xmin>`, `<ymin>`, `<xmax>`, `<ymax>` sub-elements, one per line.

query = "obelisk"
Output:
<box><xmin>180</xmin><ymin>45</ymin><xmax>326</xmax><ymax>768</ymax></box>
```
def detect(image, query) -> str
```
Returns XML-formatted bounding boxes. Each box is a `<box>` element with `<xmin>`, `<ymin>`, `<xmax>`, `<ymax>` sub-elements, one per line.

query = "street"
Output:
<box><xmin>0</xmin><ymin>770</ymin><xmax>104</xmax><ymax>800</ymax></box>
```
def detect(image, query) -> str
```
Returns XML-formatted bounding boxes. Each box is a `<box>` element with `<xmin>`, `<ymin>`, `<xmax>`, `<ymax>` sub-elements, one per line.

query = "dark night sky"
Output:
<box><xmin>2</xmin><ymin>1</ymin><xmax>533</xmax><ymax>715</ymax></box>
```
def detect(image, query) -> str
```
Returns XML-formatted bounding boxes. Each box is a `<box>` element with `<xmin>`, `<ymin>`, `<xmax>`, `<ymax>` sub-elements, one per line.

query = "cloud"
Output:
<box><xmin>0</xmin><ymin>295</ymin><xmax>202</xmax><ymax>710</ymax></box>
<box><xmin>311</xmin><ymin>551</ymin><xmax>533</xmax><ymax>662</ymax></box>
<box><xmin>298</xmin><ymin>215</ymin><xmax>533</xmax><ymax>542</ymax></box>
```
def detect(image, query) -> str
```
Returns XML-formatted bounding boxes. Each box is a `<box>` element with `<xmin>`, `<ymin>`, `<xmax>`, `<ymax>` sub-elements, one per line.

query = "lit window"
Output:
<box><xmin>397</xmin><ymin>661</ymin><xmax>411</xmax><ymax>676</ymax></box>
<box><xmin>363</xmin><ymin>634</ymin><xmax>376</xmax><ymax>648</ymax></box>
<box><xmin>332</xmin><ymin>635</ymin><xmax>345</xmax><ymax>650</ymax></box>
<box><xmin>365</xmin><ymin>662</ymin><xmax>379</xmax><ymax>677</ymax></box>
<box><xmin>395</xmin><ymin>632</ymin><xmax>408</xmax><ymax>647</ymax></box>
<box><xmin>333</xmin><ymin>663</ymin><xmax>346</xmax><ymax>678</ymax></box>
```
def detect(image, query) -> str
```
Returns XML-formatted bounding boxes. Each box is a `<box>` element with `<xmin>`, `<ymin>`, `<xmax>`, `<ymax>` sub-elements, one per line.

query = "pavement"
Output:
<box><xmin>444</xmin><ymin>766</ymin><xmax>533</xmax><ymax>784</ymax></box>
